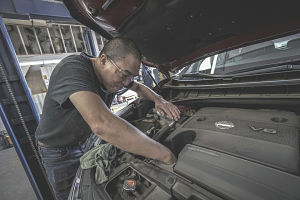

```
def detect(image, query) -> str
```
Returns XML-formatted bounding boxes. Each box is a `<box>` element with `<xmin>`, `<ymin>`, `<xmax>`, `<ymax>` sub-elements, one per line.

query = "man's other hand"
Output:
<box><xmin>155</xmin><ymin>97</ymin><xmax>180</xmax><ymax>121</ymax></box>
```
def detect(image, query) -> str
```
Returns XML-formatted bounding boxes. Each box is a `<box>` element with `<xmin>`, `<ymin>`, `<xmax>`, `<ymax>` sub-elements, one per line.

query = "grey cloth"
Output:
<box><xmin>80</xmin><ymin>143</ymin><xmax>117</xmax><ymax>184</ymax></box>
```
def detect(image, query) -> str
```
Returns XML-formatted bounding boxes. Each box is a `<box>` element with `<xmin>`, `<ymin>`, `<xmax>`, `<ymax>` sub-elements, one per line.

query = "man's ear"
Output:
<box><xmin>99</xmin><ymin>54</ymin><xmax>107</xmax><ymax>65</ymax></box>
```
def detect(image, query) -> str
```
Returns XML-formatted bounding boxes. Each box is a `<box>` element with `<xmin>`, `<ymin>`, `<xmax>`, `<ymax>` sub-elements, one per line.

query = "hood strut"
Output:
<box><xmin>143</xmin><ymin>64</ymin><xmax>160</xmax><ymax>89</ymax></box>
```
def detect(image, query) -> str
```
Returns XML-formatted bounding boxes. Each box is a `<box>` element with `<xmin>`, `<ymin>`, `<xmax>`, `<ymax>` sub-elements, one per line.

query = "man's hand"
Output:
<box><xmin>131</xmin><ymin>82</ymin><xmax>180</xmax><ymax>121</ymax></box>
<box><xmin>155</xmin><ymin>97</ymin><xmax>180</xmax><ymax>121</ymax></box>
<box><xmin>162</xmin><ymin>150</ymin><xmax>177</xmax><ymax>165</ymax></box>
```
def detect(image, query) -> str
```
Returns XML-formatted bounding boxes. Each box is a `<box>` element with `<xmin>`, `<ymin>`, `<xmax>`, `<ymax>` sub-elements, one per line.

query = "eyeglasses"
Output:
<box><xmin>106</xmin><ymin>55</ymin><xmax>136</xmax><ymax>82</ymax></box>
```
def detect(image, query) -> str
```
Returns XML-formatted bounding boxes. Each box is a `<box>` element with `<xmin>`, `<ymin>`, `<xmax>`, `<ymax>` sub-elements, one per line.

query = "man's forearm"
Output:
<box><xmin>133</xmin><ymin>82</ymin><xmax>162</xmax><ymax>103</ymax></box>
<box><xmin>93</xmin><ymin>113</ymin><xmax>174</xmax><ymax>163</ymax></box>
<box><xmin>70</xmin><ymin>90</ymin><xmax>176</xmax><ymax>164</ymax></box>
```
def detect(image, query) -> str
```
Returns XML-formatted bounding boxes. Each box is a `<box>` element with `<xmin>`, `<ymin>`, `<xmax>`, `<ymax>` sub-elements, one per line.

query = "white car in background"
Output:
<box><xmin>119</xmin><ymin>90</ymin><xmax>138</xmax><ymax>103</ymax></box>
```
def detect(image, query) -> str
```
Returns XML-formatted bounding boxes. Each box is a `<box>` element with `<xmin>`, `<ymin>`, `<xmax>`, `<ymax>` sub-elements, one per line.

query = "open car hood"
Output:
<box><xmin>63</xmin><ymin>0</ymin><xmax>300</xmax><ymax>73</ymax></box>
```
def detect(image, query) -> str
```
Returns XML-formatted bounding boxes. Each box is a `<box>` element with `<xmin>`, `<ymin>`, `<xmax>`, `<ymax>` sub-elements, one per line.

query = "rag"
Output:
<box><xmin>80</xmin><ymin>143</ymin><xmax>116</xmax><ymax>184</ymax></box>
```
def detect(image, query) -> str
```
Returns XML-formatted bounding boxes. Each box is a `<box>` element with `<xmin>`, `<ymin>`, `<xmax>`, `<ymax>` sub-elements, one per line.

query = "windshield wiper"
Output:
<box><xmin>182</xmin><ymin>63</ymin><xmax>300</xmax><ymax>79</ymax></box>
<box><xmin>227</xmin><ymin>63</ymin><xmax>300</xmax><ymax>75</ymax></box>
<box><xmin>181</xmin><ymin>72</ymin><xmax>225</xmax><ymax>78</ymax></box>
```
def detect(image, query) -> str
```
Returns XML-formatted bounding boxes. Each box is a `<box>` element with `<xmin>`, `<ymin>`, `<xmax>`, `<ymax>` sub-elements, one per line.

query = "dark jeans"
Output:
<box><xmin>37</xmin><ymin>143</ymin><xmax>86</xmax><ymax>200</ymax></box>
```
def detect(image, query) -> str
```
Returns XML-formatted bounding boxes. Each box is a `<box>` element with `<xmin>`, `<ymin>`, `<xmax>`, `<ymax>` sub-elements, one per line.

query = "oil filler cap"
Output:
<box><xmin>123</xmin><ymin>179</ymin><xmax>136</xmax><ymax>191</ymax></box>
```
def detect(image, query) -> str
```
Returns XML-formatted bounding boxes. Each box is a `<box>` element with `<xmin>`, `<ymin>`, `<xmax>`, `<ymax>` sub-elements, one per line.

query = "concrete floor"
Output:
<box><xmin>0</xmin><ymin>147</ymin><xmax>37</xmax><ymax>200</ymax></box>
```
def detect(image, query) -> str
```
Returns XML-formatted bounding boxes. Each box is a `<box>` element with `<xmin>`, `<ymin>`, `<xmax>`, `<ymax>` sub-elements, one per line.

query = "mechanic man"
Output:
<box><xmin>35</xmin><ymin>37</ymin><xmax>180</xmax><ymax>200</ymax></box>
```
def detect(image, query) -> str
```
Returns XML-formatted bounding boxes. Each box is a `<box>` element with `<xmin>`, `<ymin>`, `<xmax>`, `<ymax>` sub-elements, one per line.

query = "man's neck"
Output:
<box><xmin>91</xmin><ymin>58</ymin><xmax>103</xmax><ymax>83</ymax></box>
<box><xmin>91</xmin><ymin>58</ymin><xmax>113</xmax><ymax>93</ymax></box>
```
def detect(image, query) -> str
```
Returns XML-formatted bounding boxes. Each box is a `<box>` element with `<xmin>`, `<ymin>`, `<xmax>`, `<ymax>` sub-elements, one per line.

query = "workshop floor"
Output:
<box><xmin>0</xmin><ymin>147</ymin><xmax>37</xmax><ymax>200</ymax></box>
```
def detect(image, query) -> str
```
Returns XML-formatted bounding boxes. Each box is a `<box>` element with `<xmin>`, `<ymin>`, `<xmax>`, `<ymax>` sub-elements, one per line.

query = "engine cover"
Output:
<box><xmin>164</xmin><ymin>107</ymin><xmax>300</xmax><ymax>174</ymax></box>
<box><xmin>174</xmin><ymin>144</ymin><xmax>300</xmax><ymax>200</ymax></box>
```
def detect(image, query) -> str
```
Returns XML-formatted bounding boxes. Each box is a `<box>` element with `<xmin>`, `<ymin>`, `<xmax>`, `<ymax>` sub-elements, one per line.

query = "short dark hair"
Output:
<box><xmin>99</xmin><ymin>37</ymin><xmax>141</xmax><ymax>62</ymax></box>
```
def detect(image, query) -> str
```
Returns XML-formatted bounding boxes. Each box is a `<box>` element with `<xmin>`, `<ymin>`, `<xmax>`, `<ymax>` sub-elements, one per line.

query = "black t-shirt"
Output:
<box><xmin>35</xmin><ymin>53</ymin><xmax>132</xmax><ymax>147</ymax></box>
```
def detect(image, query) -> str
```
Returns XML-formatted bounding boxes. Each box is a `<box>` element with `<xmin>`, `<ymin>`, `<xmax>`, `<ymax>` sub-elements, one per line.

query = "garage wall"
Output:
<box><xmin>5</xmin><ymin>20</ymin><xmax>106</xmax><ymax>116</ymax></box>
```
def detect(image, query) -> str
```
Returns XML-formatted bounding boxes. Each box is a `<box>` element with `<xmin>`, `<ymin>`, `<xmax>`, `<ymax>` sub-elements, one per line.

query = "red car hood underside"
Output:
<box><xmin>63</xmin><ymin>0</ymin><xmax>300</xmax><ymax>74</ymax></box>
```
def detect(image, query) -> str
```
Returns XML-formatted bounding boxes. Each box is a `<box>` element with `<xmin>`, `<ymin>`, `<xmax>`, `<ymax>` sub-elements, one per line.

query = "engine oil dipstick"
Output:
<box><xmin>146</xmin><ymin>126</ymin><xmax>155</xmax><ymax>135</ymax></box>
<box><xmin>249</xmin><ymin>125</ymin><xmax>263</xmax><ymax>131</ymax></box>
<box><xmin>263</xmin><ymin>128</ymin><xmax>277</xmax><ymax>134</ymax></box>
<box><xmin>123</xmin><ymin>179</ymin><xmax>136</xmax><ymax>191</ymax></box>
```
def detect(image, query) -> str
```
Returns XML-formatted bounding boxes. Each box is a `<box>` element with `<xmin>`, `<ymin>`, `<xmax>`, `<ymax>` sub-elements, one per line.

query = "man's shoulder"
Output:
<box><xmin>61</xmin><ymin>53</ymin><xmax>90</xmax><ymax>65</ymax></box>
<box><xmin>54</xmin><ymin>53</ymin><xmax>92</xmax><ymax>73</ymax></box>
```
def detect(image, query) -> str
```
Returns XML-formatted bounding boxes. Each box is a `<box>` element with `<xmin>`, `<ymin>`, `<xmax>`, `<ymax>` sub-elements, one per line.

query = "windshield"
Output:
<box><xmin>183</xmin><ymin>33</ymin><xmax>300</xmax><ymax>75</ymax></box>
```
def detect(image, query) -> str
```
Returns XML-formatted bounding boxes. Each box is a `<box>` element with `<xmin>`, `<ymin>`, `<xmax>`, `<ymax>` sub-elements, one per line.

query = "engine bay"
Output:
<box><xmin>77</xmin><ymin>100</ymin><xmax>300</xmax><ymax>200</ymax></box>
